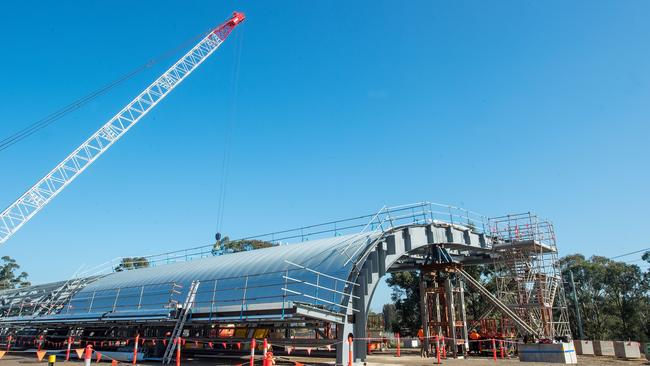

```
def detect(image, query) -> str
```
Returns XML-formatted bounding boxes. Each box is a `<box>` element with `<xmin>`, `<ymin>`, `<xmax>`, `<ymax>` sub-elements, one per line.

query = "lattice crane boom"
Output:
<box><xmin>0</xmin><ymin>12</ymin><xmax>245</xmax><ymax>245</ymax></box>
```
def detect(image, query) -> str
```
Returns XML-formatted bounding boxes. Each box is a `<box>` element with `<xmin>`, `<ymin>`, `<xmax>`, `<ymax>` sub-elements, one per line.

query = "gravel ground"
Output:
<box><xmin>0</xmin><ymin>352</ymin><xmax>647</xmax><ymax>365</ymax></box>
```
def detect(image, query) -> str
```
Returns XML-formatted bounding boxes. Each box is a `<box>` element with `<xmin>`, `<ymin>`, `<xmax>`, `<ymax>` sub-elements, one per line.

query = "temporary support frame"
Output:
<box><xmin>419</xmin><ymin>264</ymin><xmax>469</xmax><ymax>358</ymax></box>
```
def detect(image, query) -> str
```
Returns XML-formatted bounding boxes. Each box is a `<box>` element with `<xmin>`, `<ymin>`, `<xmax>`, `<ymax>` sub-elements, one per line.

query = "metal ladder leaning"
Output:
<box><xmin>162</xmin><ymin>280</ymin><xmax>200</xmax><ymax>364</ymax></box>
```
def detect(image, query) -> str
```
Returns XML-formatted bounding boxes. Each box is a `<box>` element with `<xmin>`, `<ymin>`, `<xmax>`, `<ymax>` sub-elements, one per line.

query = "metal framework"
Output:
<box><xmin>0</xmin><ymin>202</ymin><xmax>572</xmax><ymax>365</ymax></box>
<box><xmin>0</xmin><ymin>12</ymin><xmax>245</xmax><ymax>245</ymax></box>
<box><xmin>420</xmin><ymin>267</ymin><xmax>470</xmax><ymax>358</ymax></box>
<box><xmin>489</xmin><ymin>213</ymin><xmax>571</xmax><ymax>339</ymax></box>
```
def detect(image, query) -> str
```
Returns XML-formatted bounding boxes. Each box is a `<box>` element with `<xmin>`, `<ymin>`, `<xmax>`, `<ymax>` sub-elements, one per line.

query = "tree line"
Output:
<box><xmin>385</xmin><ymin>252</ymin><xmax>650</xmax><ymax>342</ymax></box>
<box><xmin>560</xmin><ymin>253</ymin><xmax>649</xmax><ymax>342</ymax></box>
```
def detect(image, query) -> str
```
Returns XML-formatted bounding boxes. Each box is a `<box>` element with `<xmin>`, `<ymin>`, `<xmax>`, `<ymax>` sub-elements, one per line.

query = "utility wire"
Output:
<box><xmin>0</xmin><ymin>67</ymin><xmax>147</xmax><ymax>152</ymax></box>
<box><xmin>0</xmin><ymin>28</ymin><xmax>213</xmax><ymax>153</ymax></box>
<box><xmin>609</xmin><ymin>247</ymin><xmax>650</xmax><ymax>260</ymax></box>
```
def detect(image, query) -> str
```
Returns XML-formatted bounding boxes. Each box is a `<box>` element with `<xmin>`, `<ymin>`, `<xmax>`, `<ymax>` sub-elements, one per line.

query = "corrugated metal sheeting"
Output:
<box><xmin>63</xmin><ymin>231</ymin><xmax>381</xmax><ymax>317</ymax></box>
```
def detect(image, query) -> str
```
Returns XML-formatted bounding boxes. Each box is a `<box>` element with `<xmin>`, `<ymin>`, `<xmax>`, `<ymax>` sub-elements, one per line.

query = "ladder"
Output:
<box><xmin>162</xmin><ymin>281</ymin><xmax>200</xmax><ymax>364</ymax></box>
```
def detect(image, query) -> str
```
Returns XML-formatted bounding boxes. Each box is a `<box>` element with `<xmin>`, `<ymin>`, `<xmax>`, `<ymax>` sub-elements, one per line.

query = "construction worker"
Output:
<box><xmin>417</xmin><ymin>328</ymin><xmax>427</xmax><ymax>358</ymax></box>
<box><xmin>469</xmin><ymin>330</ymin><xmax>481</xmax><ymax>354</ymax></box>
<box><xmin>263</xmin><ymin>344</ymin><xmax>276</xmax><ymax>366</ymax></box>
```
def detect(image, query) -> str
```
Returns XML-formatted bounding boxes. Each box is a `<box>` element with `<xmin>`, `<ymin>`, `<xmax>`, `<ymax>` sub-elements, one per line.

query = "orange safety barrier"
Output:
<box><xmin>36</xmin><ymin>350</ymin><xmax>47</xmax><ymax>361</ymax></box>
<box><xmin>175</xmin><ymin>337</ymin><xmax>182</xmax><ymax>366</ymax></box>
<box><xmin>65</xmin><ymin>336</ymin><xmax>73</xmax><ymax>361</ymax></box>
<box><xmin>133</xmin><ymin>334</ymin><xmax>139</xmax><ymax>365</ymax></box>
<box><xmin>441</xmin><ymin>335</ymin><xmax>446</xmax><ymax>359</ymax></box>
<box><xmin>500</xmin><ymin>340</ymin><xmax>505</xmax><ymax>359</ymax></box>
<box><xmin>250</xmin><ymin>338</ymin><xmax>256</xmax><ymax>366</ymax></box>
<box><xmin>396</xmin><ymin>332</ymin><xmax>400</xmax><ymax>357</ymax></box>
<box><xmin>84</xmin><ymin>345</ymin><xmax>93</xmax><ymax>366</ymax></box>
<box><xmin>262</xmin><ymin>338</ymin><xmax>268</xmax><ymax>366</ymax></box>
<box><xmin>348</xmin><ymin>336</ymin><xmax>353</xmax><ymax>366</ymax></box>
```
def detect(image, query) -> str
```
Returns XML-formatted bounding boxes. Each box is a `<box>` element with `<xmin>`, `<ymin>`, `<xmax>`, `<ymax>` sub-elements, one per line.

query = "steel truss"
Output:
<box><xmin>0</xmin><ymin>12</ymin><xmax>245</xmax><ymax>245</ymax></box>
<box><xmin>488</xmin><ymin>213</ymin><xmax>571</xmax><ymax>340</ymax></box>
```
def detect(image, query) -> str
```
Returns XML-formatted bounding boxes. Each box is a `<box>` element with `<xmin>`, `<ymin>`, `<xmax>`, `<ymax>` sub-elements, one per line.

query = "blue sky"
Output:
<box><xmin>1</xmin><ymin>1</ymin><xmax>649</xmax><ymax>311</ymax></box>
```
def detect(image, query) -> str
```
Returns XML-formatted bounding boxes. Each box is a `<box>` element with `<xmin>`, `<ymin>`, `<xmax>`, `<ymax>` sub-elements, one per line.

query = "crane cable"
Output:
<box><xmin>215</xmin><ymin>27</ymin><xmax>244</xmax><ymax>237</ymax></box>
<box><xmin>0</xmin><ymin>27</ymin><xmax>216</xmax><ymax>153</ymax></box>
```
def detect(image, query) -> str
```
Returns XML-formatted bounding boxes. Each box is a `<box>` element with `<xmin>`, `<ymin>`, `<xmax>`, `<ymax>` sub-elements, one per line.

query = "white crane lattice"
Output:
<box><xmin>0</xmin><ymin>12</ymin><xmax>245</xmax><ymax>245</ymax></box>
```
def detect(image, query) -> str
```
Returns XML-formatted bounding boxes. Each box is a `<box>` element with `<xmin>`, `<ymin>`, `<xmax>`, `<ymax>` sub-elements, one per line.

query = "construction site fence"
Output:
<box><xmin>1</xmin><ymin>333</ymin><xmax>576</xmax><ymax>366</ymax></box>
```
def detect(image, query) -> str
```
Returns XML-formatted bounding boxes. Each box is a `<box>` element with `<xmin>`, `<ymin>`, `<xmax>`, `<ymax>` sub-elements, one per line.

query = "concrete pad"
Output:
<box><xmin>614</xmin><ymin>341</ymin><xmax>641</xmax><ymax>359</ymax></box>
<box><xmin>594</xmin><ymin>340</ymin><xmax>615</xmax><ymax>356</ymax></box>
<box><xmin>518</xmin><ymin>342</ymin><xmax>577</xmax><ymax>363</ymax></box>
<box><xmin>573</xmin><ymin>340</ymin><xmax>594</xmax><ymax>355</ymax></box>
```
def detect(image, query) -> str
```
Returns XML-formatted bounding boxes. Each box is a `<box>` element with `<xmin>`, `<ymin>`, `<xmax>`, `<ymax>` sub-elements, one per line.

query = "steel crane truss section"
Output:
<box><xmin>0</xmin><ymin>12</ymin><xmax>245</xmax><ymax>245</ymax></box>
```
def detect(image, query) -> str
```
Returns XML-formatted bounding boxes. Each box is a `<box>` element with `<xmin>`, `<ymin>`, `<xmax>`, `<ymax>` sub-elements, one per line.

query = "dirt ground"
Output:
<box><xmin>0</xmin><ymin>353</ymin><xmax>647</xmax><ymax>366</ymax></box>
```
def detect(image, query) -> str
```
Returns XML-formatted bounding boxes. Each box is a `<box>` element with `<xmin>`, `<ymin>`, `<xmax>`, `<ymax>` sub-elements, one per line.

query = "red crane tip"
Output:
<box><xmin>231</xmin><ymin>12</ymin><xmax>246</xmax><ymax>25</ymax></box>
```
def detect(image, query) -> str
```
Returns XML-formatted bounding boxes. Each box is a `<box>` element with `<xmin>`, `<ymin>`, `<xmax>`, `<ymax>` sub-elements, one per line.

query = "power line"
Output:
<box><xmin>0</xmin><ymin>28</ymin><xmax>212</xmax><ymax>153</ymax></box>
<box><xmin>0</xmin><ymin>66</ymin><xmax>148</xmax><ymax>152</ymax></box>
<box><xmin>609</xmin><ymin>247</ymin><xmax>650</xmax><ymax>260</ymax></box>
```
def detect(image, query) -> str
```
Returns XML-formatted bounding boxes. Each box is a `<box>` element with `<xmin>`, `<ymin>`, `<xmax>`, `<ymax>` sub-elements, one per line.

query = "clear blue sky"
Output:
<box><xmin>1</xmin><ymin>1</ymin><xmax>649</xmax><ymax>311</ymax></box>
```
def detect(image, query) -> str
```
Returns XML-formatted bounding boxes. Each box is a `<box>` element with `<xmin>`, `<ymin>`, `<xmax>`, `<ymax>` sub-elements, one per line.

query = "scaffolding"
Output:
<box><xmin>488</xmin><ymin>212</ymin><xmax>571</xmax><ymax>340</ymax></box>
<box><xmin>0</xmin><ymin>202</ymin><xmax>573</xmax><ymax>364</ymax></box>
<box><xmin>420</xmin><ymin>265</ymin><xmax>469</xmax><ymax>358</ymax></box>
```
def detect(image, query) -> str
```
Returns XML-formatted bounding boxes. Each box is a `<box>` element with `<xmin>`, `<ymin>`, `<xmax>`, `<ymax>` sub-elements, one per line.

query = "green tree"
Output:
<box><xmin>382</xmin><ymin>303</ymin><xmax>397</xmax><ymax>332</ymax></box>
<box><xmin>386</xmin><ymin>254</ymin><xmax>650</xmax><ymax>342</ymax></box>
<box><xmin>114</xmin><ymin>257</ymin><xmax>150</xmax><ymax>272</ymax></box>
<box><xmin>386</xmin><ymin>271</ymin><xmax>421</xmax><ymax>336</ymax></box>
<box><xmin>0</xmin><ymin>256</ymin><xmax>30</xmax><ymax>290</ymax></box>
<box><xmin>463</xmin><ymin>265</ymin><xmax>494</xmax><ymax>324</ymax></box>
<box><xmin>386</xmin><ymin>265</ymin><xmax>492</xmax><ymax>336</ymax></box>
<box><xmin>212</xmin><ymin>235</ymin><xmax>275</xmax><ymax>255</ymax></box>
<box><xmin>560</xmin><ymin>254</ymin><xmax>650</xmax><ymax>342</ymax></box>
<box><xmin>603</xmin><ymin>260</ymin><xmax>648</xmax><ymax>340</ymax></box>
<box><xmin>560</xmin><ymin>254</ymin><xmax>609</xmax><ymax>339</ymax></box>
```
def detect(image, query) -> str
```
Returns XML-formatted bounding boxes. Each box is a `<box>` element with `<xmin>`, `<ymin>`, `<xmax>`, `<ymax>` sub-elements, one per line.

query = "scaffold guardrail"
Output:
<box><xmin>100</xmin><ymin>202</ymin><xmax>490</xmax><ymax>271</ymax></box>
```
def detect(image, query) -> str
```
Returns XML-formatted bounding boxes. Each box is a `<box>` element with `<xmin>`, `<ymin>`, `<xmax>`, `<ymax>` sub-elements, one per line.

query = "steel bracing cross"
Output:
<box><xmin>0</xmin><ymin>12</ymin><xmax>245</xmax><ymax>245</ymax></box>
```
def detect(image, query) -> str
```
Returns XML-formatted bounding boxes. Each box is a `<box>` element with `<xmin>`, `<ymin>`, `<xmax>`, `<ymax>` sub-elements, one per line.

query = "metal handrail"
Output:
<box><xmin>104</xmin><ymin>201</ymin><xmax>490</xmax><ymax>269</ymax></box>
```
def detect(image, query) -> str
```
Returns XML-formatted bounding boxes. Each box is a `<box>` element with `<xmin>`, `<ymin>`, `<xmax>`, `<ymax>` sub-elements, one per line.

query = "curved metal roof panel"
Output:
<box><xmin>65</xmin><ymin>232</ymin><xmax>381</xmax><ymax>317</ymax></box>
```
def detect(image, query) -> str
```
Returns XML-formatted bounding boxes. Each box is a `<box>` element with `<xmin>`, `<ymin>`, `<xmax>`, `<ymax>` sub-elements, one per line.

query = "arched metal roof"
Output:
<box><xmin>63</xmin><ymin>231</ymin><xmax>383</xmax><ymax>319</ymax></box>
<box><xmin>0</xmin><ymin>202</ymin><xmax>495</xmax><ymax>327</ymax></box>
